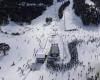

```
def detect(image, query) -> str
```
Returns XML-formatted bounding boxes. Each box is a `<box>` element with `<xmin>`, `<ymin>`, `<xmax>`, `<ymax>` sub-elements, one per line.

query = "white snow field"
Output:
<box><xmin>0</xmin><ymin>0</ymin><xmax>100</xmax><ymax>80</ymax></box>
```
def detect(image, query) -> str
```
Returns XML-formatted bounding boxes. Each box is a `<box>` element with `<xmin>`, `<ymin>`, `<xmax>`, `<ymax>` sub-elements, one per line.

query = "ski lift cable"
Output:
<box><xmin>54</xmin><ymin>0</ymin><xmax>58</xmax><ymax>26</ymax></box>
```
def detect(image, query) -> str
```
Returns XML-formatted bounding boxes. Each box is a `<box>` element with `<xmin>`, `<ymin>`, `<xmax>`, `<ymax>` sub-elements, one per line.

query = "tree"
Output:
<box><xmin>58</xmin><ymin>1</ymin><xmax>70</xmax><ymax>19</ymax></box>
<box><xmin>73</xmin><ymin>0</ymin><xmax>100</xmax><ymax>25</ymax></box>
<box><xmin>45</xmin><ymin>17</ymin><xmax>52</xmax><ymax>24</ymax></box>
<box><xmin>3</xmin><ymin>0</ymin><xmax>18</xmax><ymax>6</ymax></box>
<box><xmin>0</xmin><ymin>43</ymin><xmax>10</xmax><ymax>55</ymax></box>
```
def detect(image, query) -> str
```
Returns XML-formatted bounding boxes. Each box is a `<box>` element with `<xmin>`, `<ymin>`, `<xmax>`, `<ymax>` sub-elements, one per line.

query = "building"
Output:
<box><xmin>47</xmin><ymin>44</ymin><xmax>60</xmax><ymax>65</ymax></box>
<box><xmin>31</xmin><ymin>53</ymin><xmax>47</xmax><ymax>71</ymax></box>
<box><xmin>36</xmin><ymin>53</ymin><xmax>47</xmax><ymax>63</ymax></box>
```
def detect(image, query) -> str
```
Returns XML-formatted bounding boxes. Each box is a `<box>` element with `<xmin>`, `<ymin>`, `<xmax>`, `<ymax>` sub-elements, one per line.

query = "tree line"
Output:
<box><xmin>58</xmin><ymin>1</ymin><xmax>70</xmax><ymax>19</ymax></box>
<box><xmin>0</xmin><ymin>0</ymin><xmax>53</xmax><ymax>25</ymax></box>
<box><xmin>2</xmin><ymin>0</ymin><xmax>53</xmax><ymax>6</ymax></box>
<box><xmin>73</xmin><ymin>0</ymin><xmax>100</xmax><ymax>25</ymax></box>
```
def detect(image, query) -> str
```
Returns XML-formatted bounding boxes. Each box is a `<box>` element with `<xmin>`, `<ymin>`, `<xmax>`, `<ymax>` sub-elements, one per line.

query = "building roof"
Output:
<box><xmin>50</xmin><ymin>44</ymin><xmax>59</xmax><ymax>54</ymax></box>
<box><xmin>36</xmin><ymin>54</ymin><xmax>46</xmax><ymax>58</ymax></box>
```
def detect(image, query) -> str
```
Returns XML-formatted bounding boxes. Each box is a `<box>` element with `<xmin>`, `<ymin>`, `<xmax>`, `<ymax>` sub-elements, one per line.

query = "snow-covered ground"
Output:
<box><xmin>0</xmin><ymin>0</ymin><xmax>100</xmax><ymax>80</ymax></box>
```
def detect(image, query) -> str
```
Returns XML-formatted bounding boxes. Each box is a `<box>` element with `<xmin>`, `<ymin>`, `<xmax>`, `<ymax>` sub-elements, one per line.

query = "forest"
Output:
<box><xmin>73</xmin><ymin>0</ymin><xmax>100</xmax><ymax>25</ymax></box>
<box><xmin>0</xmin><ymin>0</ymin><xmax>53</xmax><ymax>25</ymax></box>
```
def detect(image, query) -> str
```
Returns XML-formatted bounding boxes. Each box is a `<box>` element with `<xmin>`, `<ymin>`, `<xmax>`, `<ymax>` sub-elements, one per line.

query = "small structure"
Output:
<box><xmin>36</xmin><ymin>54</ymin><xmax>47</xmax><ymax>64</ymax></box>
<box><xmin>47</xmin><ymin>44</ymin><xmax>60</xmax><ymax>65</ymax></box>
<box><xmin>31</xmin><ymin>53</ymin><xmax>47</xmax><ymax>71</ymax></box>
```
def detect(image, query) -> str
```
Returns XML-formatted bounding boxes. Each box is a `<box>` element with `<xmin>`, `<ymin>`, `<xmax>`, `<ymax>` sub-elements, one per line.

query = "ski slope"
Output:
<box><xmin>0</xmin><ymin>0</ymin><xmax>100</xmax><ymax>80</ymax></box>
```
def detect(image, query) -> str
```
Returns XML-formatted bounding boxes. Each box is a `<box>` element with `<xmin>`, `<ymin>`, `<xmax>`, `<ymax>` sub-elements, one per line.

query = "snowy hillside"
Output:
<box><xmin>1</xmin><ymin>0</ymin><xmax>100</xmax><ymax>80</ymax></box>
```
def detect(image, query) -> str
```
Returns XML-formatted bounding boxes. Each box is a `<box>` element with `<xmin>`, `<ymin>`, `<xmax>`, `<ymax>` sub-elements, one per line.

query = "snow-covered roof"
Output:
<box><xmin>36</xmin><ymin>54</ymin><xmax>46</xmax><ymax>58</ymax></box>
